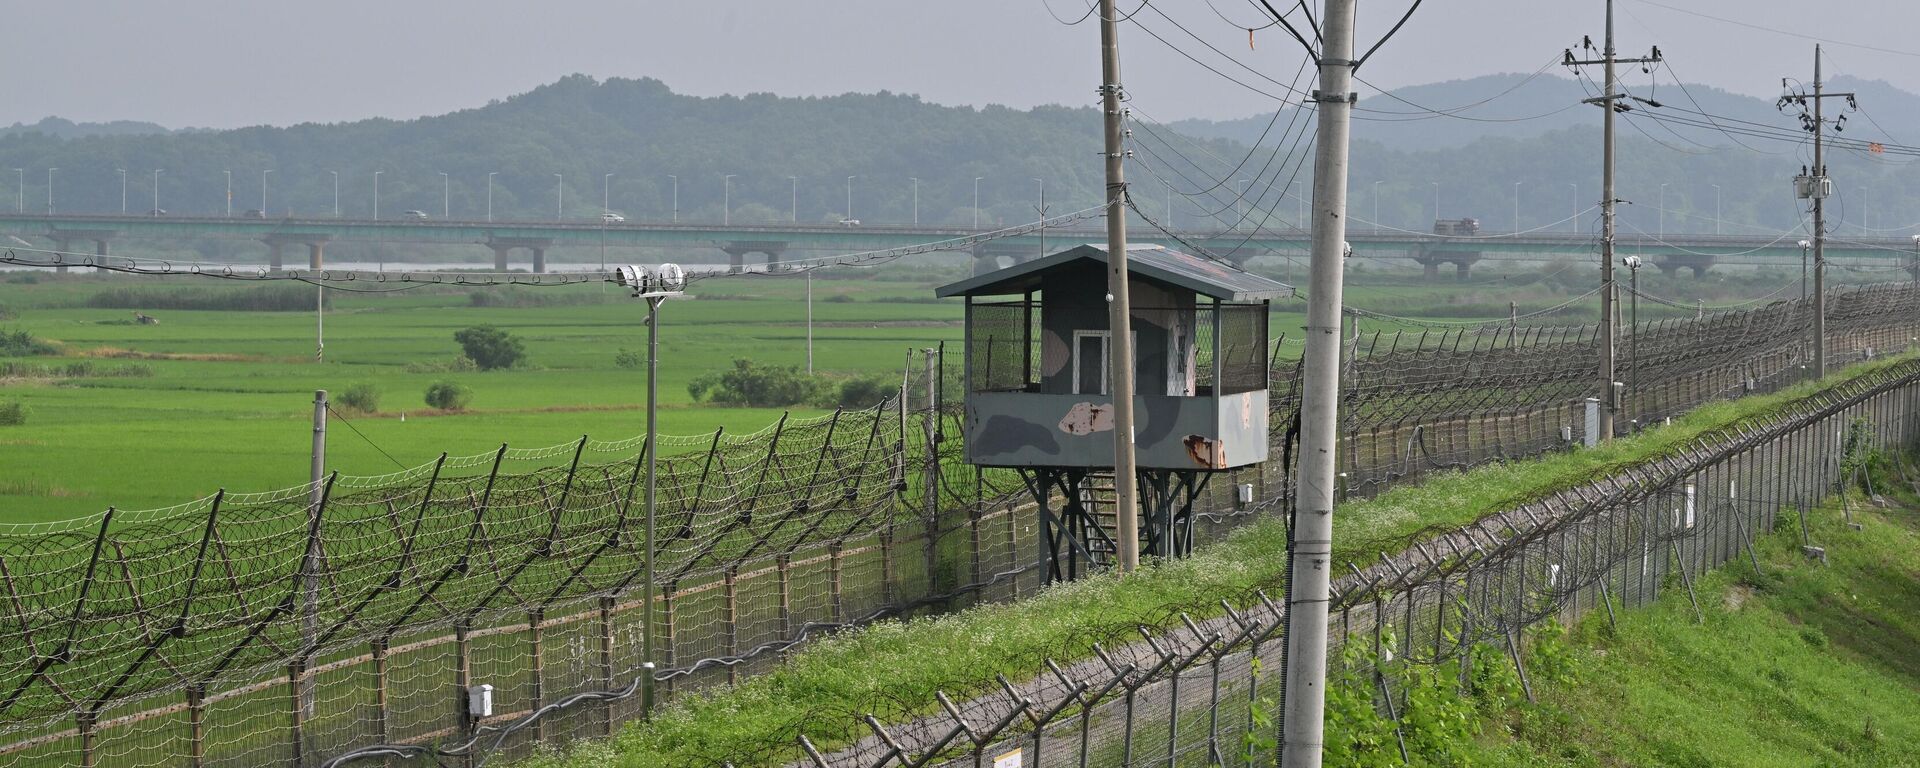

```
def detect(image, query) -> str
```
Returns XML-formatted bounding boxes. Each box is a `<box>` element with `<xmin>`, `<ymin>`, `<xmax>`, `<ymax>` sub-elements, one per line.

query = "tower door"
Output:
<box><xmin>1072</xmin><ymin>331</ymin><xmax>1109</xmax><ymax>395</ymax></box>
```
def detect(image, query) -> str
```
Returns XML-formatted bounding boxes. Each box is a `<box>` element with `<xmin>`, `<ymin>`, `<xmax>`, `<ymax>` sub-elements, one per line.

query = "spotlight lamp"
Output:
<box><xmin>617</xmin><ymin>263</ymin><xmax>688</xmax><ymax>298</ymax></box>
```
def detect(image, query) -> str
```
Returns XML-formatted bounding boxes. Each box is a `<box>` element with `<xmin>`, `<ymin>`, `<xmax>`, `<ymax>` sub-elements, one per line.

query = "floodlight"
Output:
<box><xmin>617</xmin><ymin>263</ymin><xmax>687</xmax><ymax>298</ymax></box>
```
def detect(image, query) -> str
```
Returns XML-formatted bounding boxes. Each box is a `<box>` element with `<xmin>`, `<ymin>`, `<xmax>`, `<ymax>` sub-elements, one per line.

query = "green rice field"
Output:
<box><xmin>0</xmin><ymin>257</ymin><xmax>1791</xmax><ymax>522</ymax></box>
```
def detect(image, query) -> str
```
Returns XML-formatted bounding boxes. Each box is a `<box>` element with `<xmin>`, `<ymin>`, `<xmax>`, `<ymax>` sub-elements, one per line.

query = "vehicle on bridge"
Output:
<box><xmin>1433</xmin><ymin>217</ymin><xmax>1480</xmax><ymax>236</ymax></box>
<box><xmin>148</xmin><ymin>208</ymin><xmax>166</xmax><ymax>217</ymax></box>
<box><xmin>243</xmin><ymin>209</ymin><xmax>266</xmax><ymax>219</ymax></box>
<box><xmin>838</xmin><ymin>218</ymin><xmax>860</xmax><ymax>227</ymax></box>
<box><xmin>401</xmin><ymin>210</ymin><xmax>429</xmax><ymax>221</ymax></box>
<box><xmin>601</xmin><ymin>212</ymin><xmax>626</xmax><ymax>223</ymax></box>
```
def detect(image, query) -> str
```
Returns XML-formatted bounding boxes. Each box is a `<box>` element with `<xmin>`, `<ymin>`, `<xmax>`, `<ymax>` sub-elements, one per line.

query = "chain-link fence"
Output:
<box><xmin>794</xmin><ymin>357</ymin><xmax>1920</xmax><ymax>767</ymax></box>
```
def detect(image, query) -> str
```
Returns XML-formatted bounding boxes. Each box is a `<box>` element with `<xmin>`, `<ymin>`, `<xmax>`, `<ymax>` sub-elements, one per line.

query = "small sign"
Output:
<box><xmin>993</xmin><ymin>748</ymin><xmax>1023</xmax><ymax>768</ymax></box>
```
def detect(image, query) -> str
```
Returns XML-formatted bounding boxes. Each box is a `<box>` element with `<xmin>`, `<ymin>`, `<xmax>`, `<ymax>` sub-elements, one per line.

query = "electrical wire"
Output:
<box><xmin>326</xmin><ymin>405</ymin><xmax>410</xmax><ymax>470</ymax></box>
<box><xmin>1624</xmin><ymin>0</ymin><xmax>1920</xmax><ymax>60</ymax></box>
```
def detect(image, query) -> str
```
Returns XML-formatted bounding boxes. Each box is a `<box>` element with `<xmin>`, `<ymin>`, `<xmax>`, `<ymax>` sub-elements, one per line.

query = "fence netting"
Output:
<box><xmin>796</xmin><ymin>359</ymin><xmax>1920</xmax><ymax>768</ymax></box>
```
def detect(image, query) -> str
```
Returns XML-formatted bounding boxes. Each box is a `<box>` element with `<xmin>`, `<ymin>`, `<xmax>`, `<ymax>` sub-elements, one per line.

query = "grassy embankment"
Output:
<box><xmin>1348</xmin><ymin>455</ymin><xmax>1920</xmax><ymax>767</ymax></box>
<box><xmin>511</xmin><ymin>351</ymin><xmax>1918</xmax><ymax>767</ymax></box>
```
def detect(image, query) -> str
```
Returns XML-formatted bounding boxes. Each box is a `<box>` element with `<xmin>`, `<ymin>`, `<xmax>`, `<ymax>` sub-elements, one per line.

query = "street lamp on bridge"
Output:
<box><xmin>909</xmin><ymin>176</ymin><xmax>919</xmax><ymax>225</ymax></box>
<box><xmin>440</xmin><ymin>172</ymin><xmax>450</xmax><ymax>219</ymax></box>
<box><xmin>723</xmin><ymin>174</ymin><xmax>736</xmax><ymax>226</ymax></box>
<box><xmin>12</xmin><ymin>169</ymin><xmax>21</xmax><ymax>214</ymax></box>
<box><xmin>1513</xmin><ymin>181</ymin><xmax>1523</xmax><ymax>233</ymax></box>
<box><xmin>373</xmin><ymin>171</ymin><xmax>383</xmax><ymax>221</ymax></box>
<box><xmin>787</xmin><ymin>176</ymin><xmax>798</xmax><ymax>222</ymax></box>
<box><xmin>330</xmin><ymin>171</ymin><xmax>339</xmax><ymax>218</ymax></box>
<box><xmin>46</xmin><ymin>168</ymin><xmax>56</xmax><ymax>215</ymax></box>
<box><xmin>845</xmin><ymin>175</ymin><xmax>857</xmax><ymax>221</ymax></box>
<box><xmin>150</xmin><ymin>170</ymin><xmax>162</xmax><ymax>216</ymax></box>
<box><xmin>225</xmin><ymin>170</ymin><xmax>232</xmax><ymax>217</ymax></box>
<box><xmin>262</xmin><ymin>169</ymin><xmax>273</xmax><ymax>217</ymax></box>
<box><xmin>116</xmin><ymin>169</ymin><xmax>127</xmax><ymax>214</ymax></box>
<box><xmin>1372</xmin><ymin>180</ymin><xmax>1381</xmax><ymax>230</ymax></box>
<box><xmin>667</xmin><ymin>174</ymin><xmax>678</xmax><ymax>222</ymax></box>
<box><xmin>1711</xmin><ymin>184</ymin><xmax>1721</xmax><ymax>235</ymax></box>
<box><xmin>486</xmin><ymin>172</ymin><xmax>497</xmax><ymax>222</ymax></box>
<box><xmin>1658</xmin><ymin>183</ymin><xmax>1668</xmax><ymax>236</ymax></box>
<box><xmin>554</xmin><ymin>173</ymin><xmax>565</xmax><ymax>220</ymax></box>
<box><xmin>974</xmin><ymin>177</ymin><xmax>984</xmax><ymax>229</ymax></box>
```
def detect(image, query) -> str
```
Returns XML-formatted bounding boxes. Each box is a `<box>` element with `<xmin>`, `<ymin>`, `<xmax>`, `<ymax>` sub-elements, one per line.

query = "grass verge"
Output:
<box><xmin>514</xmin><ymin>355</ymin><xmax>1920</xmax><ymax>767</ymax></box>
<box><xmin>1375</xmin><ymin>457</ymin><xmax>1920</xmax><ymax>767</ymax></box>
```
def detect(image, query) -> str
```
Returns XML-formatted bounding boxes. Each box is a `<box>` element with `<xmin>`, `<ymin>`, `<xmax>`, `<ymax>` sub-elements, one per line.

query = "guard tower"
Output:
<box><xmin>937</xmin><ymin>244</ymin><xmax>1290</xmax><ymax>581</ymax></box>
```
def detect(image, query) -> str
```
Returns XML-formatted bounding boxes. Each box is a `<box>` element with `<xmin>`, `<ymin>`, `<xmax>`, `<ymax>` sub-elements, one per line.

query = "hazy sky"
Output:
<box><xmin>3</xmin><ymin>1</ymin><xmax>1915</xmax><ymax>128</ymax></box>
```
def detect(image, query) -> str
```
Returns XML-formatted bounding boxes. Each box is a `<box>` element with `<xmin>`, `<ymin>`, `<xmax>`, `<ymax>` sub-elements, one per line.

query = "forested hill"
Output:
<box><xmin>3</xmin><ymin>74</ymin><xmax>1919</xmax><ymax>236</ymax></box>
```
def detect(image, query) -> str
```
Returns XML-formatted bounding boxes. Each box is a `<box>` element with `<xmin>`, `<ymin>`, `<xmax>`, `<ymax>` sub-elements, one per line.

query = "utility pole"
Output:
<box><xmin>1564</xmin><ymin>0</ymin><xmax>1659</xmax><ymax>443</ymax></box>
<box><xmin>302</xmin><ymin>389</ymin><xmax>326</xmax><ymax>718</ymax></box>
<box><xmin>1096</xmin><ymin>0</ymin><xmax>1142</xmax><ymax>573</ymax></box>
<box><xmin>1779</xmin><ymin>45</ymin><xmax>1853</xmax><ymax>379</ymax></box>
<box><xmin>1280</xmin><ymin>0</ymin><xmax>1358</xmax><ymax>763</ymax></box>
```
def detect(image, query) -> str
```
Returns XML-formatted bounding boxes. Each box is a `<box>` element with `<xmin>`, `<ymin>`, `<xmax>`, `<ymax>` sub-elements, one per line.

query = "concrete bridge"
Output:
<box><xmin>1</xmin><ymin>213</ymin><xmax>1914</xmax><ymax>279</ymax></box>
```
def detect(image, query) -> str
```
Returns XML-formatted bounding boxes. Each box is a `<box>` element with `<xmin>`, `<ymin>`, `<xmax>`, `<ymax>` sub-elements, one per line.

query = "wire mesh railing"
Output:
<box><xmin>793</xmin><ymin>357</ymin><xmax>1920</xmax><ymax>768</ymax></box>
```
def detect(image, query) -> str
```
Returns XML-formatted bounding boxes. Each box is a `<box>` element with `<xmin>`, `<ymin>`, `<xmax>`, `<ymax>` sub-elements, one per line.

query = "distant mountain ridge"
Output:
<box><xmin>0</xmin><ymin>117</ymin><xmax>186</xmax><ymax>139</ymax></box>
<box><xmin>3</xmin><ymin>73</ymin><xmax>1919</xmax><ymax>241</ymax></box>
<box><xmin>1169</xmin><ymin>72</ymin><xmax>1920</xmax><ymax>151</ymax></box>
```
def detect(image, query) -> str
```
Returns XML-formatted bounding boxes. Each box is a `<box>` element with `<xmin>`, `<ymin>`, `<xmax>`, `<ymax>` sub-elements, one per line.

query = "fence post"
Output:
<box><xmin>923</xmin><ymin>347</ymin><xmax>941</xmax><ymax>595</ymax></box>
<box><xmin>370</xmin><ymin>639</ymin><xmax>389</xmax><ymax>749</ymax></box>
<box><xmin>661</xmin><ymin>582</ymin><xmax>679</xmax><ymax>697</ymax></box>
<box><xmin>828</xmin><ymin>545</ymin><xmax>844</xmax><ymax>623</ymax></box>
<box><xmin>599</xmin><ymin>596</ymin><xmax>616</xmax><ymax>735</ymax></box>
<box><xmin>777</xmin><ymin>554</ymin><xmax>793</xmax><ymax>641</ymax></box>
<box><xmin>288</xmin><ymin>660</ymin><xmax>306</xmax><ymax>768</ymax></box>
<box><xmin>529</xmin><ymin>610</ymin><xmax>546</xmax><ymax>742</ymax></box>
<box><xmin>76</xmin><ymin>709</ymin><xmax>95</xmax><ymax>768</ymax></box>
<box><xmin>969</xmin><ymin>504</ymin><xmax>984</xmax><ymax>592</ymax></box>
<box><xmin>1006</xmin><ymin>504</ymin><xmax>1021</xmax><ymax>600</ymax></box>
<box><xmin>454</xmin><ymin>622</ymin><xmax>472</xmax><ymax>768</ymax></box>
<box><xmin>881</xmin><ymin>532</ymin><xmax>897</xmax><ymax>605</ymax></box>
<box><xmin>186</xmin><ymin>685</ymin><xmax>205</xmax><ymax>768</ymax></box>
<box><xmin>723</xmin><ymin>566</ymin><xmax>740</xmax><ymax>685</ymax></box>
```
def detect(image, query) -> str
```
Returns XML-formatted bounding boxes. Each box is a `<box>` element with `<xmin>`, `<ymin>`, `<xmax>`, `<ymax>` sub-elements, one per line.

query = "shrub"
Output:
<box><xmin>453</xmin><ymin>325</ymin><xmax>525</xmax><ymax>370</ymax></box>
<box><xmin>688</xmin><ymin>358</ymin><xmax>827</xmax><ymax>407</ymax></box>
<box><xmin>467</xmin><ymin>288</ymin><xmax>616</xmax><ymax>308</ymax></box>
<box><xmin>0</xmin><ymin>329</ymin><xmax>56</xmax><ymax>356</ymax></box>
<box><xmin>338</xmin><ymin>383</ymin><xmax>380</xmax><ymax>414</ymax></box>
<box><xmin>0</xmin><ymin>402</ymin><xmax>25</xmax><ymax>426</ymax></box>
<box><xmin>424</xmin><ymin>381</ymin><xmax>472</xmax><ymax>411</ymax></box>
<box><xmin>830</xmin><ymin>374</ymin><xmax>897</xmax><ymax>409</ymax></box>
<box><xmin>0</xmin><ymin>304</ymin><xmax>14</xmax><ymax>321</ymax></box>
<box><xmin>84</xmin><ymin>285</ymin><xmax>327</xmax><ymax>312</ymax></box>
<box><xmin>4</xmin><ymin>273</ymin><xmax>39</xmax><ymax>284</ymax></box>
<box><xmin>614</xmin><ymin>348</ymin><xmax>645</xmax><ymax>370</ymax></box>
<box><xmin>823</xmin><ymin>294</ymin><xmax>855</xmax><ymax>303</ymax></box>
<box><xmin>405</xmin><ymin>356</ymin><xmax>479</xmax><ymax>374</ymax></box>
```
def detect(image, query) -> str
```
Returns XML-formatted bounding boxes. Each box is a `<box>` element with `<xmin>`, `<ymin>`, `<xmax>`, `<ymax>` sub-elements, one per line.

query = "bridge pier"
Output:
<box><xmin>970</xmin><ymin>241</ymin><xmax>1032</xmax><ymax>276</ymax></box>
<box><xmin>267</xmin><ymin>240</ymin><xmax>284</xmax><ymax>271</ymax></box>
<box><xmin>485</xmin><ymin>237</ymin><xmax>554</xmax><ymax>272</ymax></box>
<box><xmin>308</xmin><ymin>241</ymin><xmax>324</xmax><ymax>270</ymax></box>
<box><xmin>1411</xmin><ymin>250</ymin><xmax>1481</xmax><ymax>282</ymax></box>
<box><xmin>1654</xmin><ymin>253</ymin><xmax>1716</xmax><ymax>279</ymax></box>
<box><xmin>48</xmin><ymin>237</ymin><xmax>71</xmax><ymax>273</ymax></box>
<box><xmin>722</xmin><ymin>240</ymin><xmax>790</xmax><ymax>273</ymax></box>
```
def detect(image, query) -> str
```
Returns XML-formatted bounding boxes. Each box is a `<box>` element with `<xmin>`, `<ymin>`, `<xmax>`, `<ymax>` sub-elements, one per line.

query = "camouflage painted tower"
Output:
<box><xmin>937</xmin><ymin>244</ymin><xmax>1289</xmax><ymax>581</ymax></box>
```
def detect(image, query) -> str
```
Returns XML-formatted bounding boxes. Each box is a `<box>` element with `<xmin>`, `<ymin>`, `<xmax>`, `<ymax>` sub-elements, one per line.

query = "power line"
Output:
<box><xmin>1624</xmin><ymin>0</ymin><xmax>1920</xmax><ymax>60</ymax></box>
